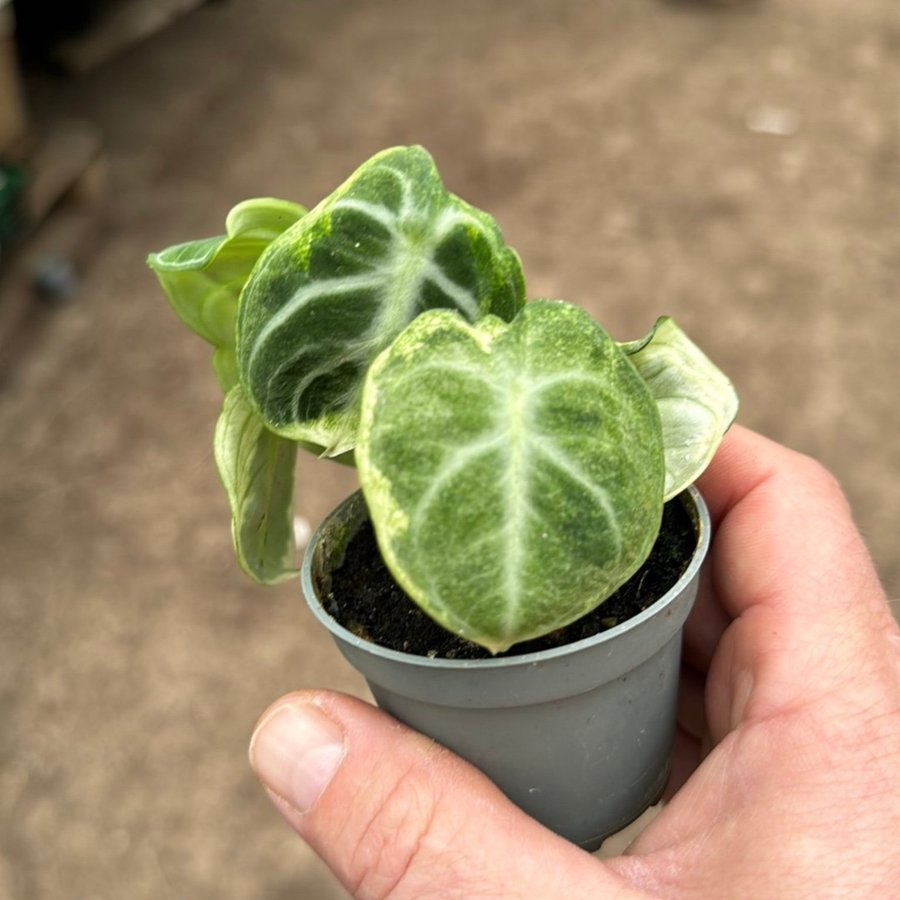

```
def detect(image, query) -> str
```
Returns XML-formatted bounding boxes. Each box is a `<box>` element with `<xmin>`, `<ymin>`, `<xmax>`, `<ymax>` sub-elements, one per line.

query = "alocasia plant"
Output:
<box><xmin>149</xmin><ymin>145</ymin><xmax>737</xmax><ymax>653</ymax></box>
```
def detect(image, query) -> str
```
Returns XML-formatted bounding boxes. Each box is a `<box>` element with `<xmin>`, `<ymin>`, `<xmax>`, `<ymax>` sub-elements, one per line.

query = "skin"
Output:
<box><xmin>249</xmin><ymin>426</ymin><xmax>900</xmax><ymax>899</ymax></box>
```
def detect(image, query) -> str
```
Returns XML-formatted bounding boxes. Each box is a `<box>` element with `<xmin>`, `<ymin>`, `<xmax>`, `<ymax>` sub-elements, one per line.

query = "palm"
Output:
<box><xmin>610</xmin><ymin>428</ymin><xmax>900</xmax><ymax>896</ymax></box>
<box><xmin>249</xmin><ymin>427</ymin><xmax>900</xmax><ymax>900</ymax></box>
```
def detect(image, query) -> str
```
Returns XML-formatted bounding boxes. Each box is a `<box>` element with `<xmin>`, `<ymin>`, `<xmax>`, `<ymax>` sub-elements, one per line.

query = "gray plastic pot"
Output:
<box><xmin>301</xmin><ymin>487</ymin><xmax>710</xmax><ymax>851</ymax></box>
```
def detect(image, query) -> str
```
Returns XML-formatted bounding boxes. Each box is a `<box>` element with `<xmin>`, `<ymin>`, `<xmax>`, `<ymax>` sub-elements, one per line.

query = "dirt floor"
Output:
<box><xmin>1</xmin><ymin>0</ymin><xmax>898</xmax><ymax>897</ymax></box>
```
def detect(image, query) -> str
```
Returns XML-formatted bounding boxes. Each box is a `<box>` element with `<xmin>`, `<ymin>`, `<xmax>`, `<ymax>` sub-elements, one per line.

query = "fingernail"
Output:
<box><xmin>249</xmin><ymin>702</ymin><xmax>346</xmax><ymax>813</ymax></box>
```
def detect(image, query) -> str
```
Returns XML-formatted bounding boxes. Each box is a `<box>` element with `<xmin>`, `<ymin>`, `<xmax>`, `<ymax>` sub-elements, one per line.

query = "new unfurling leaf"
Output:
<box><xmin>148</xmin><ymin>198</ymin><xmax>306</xmax><ymax>389</ymax></box>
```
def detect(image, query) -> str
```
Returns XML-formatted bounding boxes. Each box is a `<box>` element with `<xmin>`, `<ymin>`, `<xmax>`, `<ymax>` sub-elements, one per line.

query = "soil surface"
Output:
<box><xmin>1</xmin><ymin>1</ymin><xmax>899</xmax><ymax>898</ymax></box>
<box><xmin>326</xmin><ymin>497</ymin><xmax>695</xmax><ymax>659</ymax></box>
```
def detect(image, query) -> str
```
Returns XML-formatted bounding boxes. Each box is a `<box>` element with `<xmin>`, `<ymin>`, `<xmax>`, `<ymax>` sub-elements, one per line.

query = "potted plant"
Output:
<box><xmin>148</xmin><ymin>145</ymin><xmax>737</xmax><ymax>850</ymax></box>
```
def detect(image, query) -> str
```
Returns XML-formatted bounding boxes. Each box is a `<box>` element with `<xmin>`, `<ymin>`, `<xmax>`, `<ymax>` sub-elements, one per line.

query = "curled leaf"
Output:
<box><xmin>621</xmin><ymin>317</ymin><xmax>738</xmax><ymax>499</ymax></box>
<box><xmin>225</xmin><ymin>197</ymin><xmax>309</xmax><ymax>242</ymax></box>
<box><xmin>214</xmin><ymin>385</ymin><xmax>299</xmax><ymax>584</ymax></box>
<box><xmin>148</xmin><ymin>198</ymin><xmax>307</xmax><ymax>390</ymax></box>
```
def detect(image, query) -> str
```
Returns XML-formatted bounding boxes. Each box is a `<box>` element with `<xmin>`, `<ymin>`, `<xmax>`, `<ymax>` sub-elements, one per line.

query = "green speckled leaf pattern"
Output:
<box><xmin>214</xmin><ymin>385</ymin><xmax>299</xmax><ymax>584</ymax></box>
<box><xmin>148</xmin><ymin>198</ymin><xmax>306</xmax><ymax>390</ymax></box>
<box><xmin>237</xmin><ymin>146</ymin><xmax>525</xmax><ymax>456</ymax></box>
<box><xmin>357</xmin><ymin>302</ymin><xmax>665</xmax><ymax>653</ymax></box>
<box><xmin>622</xmin><ymin>317</ymin><xmax>739</xmax><ymax>499</ymax></box>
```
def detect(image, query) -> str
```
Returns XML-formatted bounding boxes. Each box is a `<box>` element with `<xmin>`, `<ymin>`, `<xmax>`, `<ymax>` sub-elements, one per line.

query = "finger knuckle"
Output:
<box><xmin>791</xmin><ymin>451</ymin><xmax>847</xmax><ymax>506</ymax></box>
<box><xmin>347</xmin><ymin>762</ymin><xmax>441</xmax><ymax>899</ymax></box>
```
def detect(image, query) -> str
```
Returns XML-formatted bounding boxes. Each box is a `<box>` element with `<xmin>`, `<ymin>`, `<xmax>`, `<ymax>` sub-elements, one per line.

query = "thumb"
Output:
<box><xmin>249</xmin><ymin>690</ymin><xmax>632</xmax><ymax>900</ymax></box>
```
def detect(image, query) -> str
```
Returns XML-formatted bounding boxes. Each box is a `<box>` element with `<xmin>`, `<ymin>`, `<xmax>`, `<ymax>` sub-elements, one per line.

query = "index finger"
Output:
<box><xmin>694</xmin><ymin>424</ymin><xmax>779</xmax><ymax>529</ymax></box>
<box><xmin>693</xmin><ymin>425</ymin><xmax>891</xmax><ymax>738</ymax></box>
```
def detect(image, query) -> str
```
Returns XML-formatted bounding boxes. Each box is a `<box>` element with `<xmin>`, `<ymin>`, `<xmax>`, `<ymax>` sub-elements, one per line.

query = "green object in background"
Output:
<box><xmin>0</xmin><ymin>163</ymin><xmax>26</xmax><ymax>255</ymax></box>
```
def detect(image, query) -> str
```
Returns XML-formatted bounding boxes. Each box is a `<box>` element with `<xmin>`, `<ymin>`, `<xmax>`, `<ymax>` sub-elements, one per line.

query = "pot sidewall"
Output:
<box><xmin>301</xmin><ymin>488</ymin><xmax>710</xmax><ymax>849</ymax></box>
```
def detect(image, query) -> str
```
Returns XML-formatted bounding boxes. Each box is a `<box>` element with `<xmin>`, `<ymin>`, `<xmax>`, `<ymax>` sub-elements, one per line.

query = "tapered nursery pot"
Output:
<box><xmin>302</xmin><ymin>487</ymin><xmax>711</xmax><ymax>851</ymax></box>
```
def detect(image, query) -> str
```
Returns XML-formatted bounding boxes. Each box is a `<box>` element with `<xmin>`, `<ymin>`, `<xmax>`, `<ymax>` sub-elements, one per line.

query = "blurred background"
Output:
<box><xmin>0</xmin><ymin>0</ymin><xmax>897</xmax><ymax>897</ymax></box>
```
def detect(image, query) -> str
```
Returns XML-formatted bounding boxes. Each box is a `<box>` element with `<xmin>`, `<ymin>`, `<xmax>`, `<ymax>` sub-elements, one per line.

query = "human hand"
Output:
<box><xmin>248</xmin><ymin>426</ymin><xmax>900</xmax><ymax>898</ymax></box>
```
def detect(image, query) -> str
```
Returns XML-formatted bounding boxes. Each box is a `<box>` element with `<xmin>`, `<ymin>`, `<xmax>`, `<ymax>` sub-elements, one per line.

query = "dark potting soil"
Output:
<box><xmin>324</xmin><ymin>496</ymin><xmax>697</xmax><ymax>660</ymax></box>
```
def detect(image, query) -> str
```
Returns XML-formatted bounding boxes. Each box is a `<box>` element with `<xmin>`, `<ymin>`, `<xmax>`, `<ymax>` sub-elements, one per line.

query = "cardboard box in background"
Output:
<box><xmin>0</xmin><ymin>1</ymin><xmax>28</xmax><ymax>159</ymax></box>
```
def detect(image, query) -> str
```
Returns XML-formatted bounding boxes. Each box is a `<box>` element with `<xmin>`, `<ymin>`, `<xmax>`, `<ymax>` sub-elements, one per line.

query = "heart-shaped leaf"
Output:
<box><xmin>357</xmin><ymin>301</ymin><xmax>665</xmax><ymax>653</ymax></box>
<box><xmin>148</xmin><ymin>198</ymin><xmax>307</xmax><ymax>390</ymax></box>
<box><xmin>237</xmin><ymin>146</ymin><xmax>525</xmax><ymax>456</ymax></box>
<box><xmin>621</xmin><ymin>317</ymin><xmax>739</xmax><ymax>499</ymax></box>
<box><xmin>214</xmin><ymin>384</ymin><xmax>299</xmax><ymax>583</ymax></box>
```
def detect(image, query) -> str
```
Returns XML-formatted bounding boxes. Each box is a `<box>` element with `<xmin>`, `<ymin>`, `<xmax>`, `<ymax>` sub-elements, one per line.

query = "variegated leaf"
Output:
<box><xmin>621</xmin><ymin>317</ymin><xmax>739</xmax><ymax>499</ymax></box>
<box><xmin>237</xmin><ymin>145</ymin><xmax>525</xmax><ymax>456</ymax></box>
<box><xmin>148</xmin><ymin>198</ymin><xmax>307</xmax><ymax>390</ymax></box>
<box><xmin>357</xmin><ymin>302</ymin><xmax>665</xmax><ymax>654</ymax></box>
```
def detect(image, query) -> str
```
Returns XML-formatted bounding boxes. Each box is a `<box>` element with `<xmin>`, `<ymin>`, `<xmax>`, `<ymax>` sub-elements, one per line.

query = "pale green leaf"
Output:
<box><xmin>357</xmin><ymin>302</ymin><xmax>665</xmax><ymax>654</ymax></box>
<box><xmin>212</xmin><ymin>346</ymin><xmax>239</xmax><ymax>393</ymax></box>
<box><xmin>621</xmin><ymin>317</ymin><xmax>739</xmax><ymax>499</ymax></box>
<box><xmin>214</xmin><ymin>385</ymin><xmax>299</xmax><ymax>584</ymax></box>
<box><xmin>225</xmin><ymin>197</ymin><xmax>308</xmax><ymax>241</ymax></box>
<box><xmin>237</xmin><ymin>145</ymin><xmax>525</xmax><ymax>456</ymax></box>
<box><xmin>148</xmin><ymin>198</ymin><xmax>307</xmax><ymax>390</ymax></box>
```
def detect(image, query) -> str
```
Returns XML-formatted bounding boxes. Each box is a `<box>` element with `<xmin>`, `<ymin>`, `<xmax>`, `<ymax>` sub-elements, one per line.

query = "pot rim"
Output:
<box><xmin>301</xmin><ymin>485</ymin><xmax>710</xmax><ymax>671</ymax></box>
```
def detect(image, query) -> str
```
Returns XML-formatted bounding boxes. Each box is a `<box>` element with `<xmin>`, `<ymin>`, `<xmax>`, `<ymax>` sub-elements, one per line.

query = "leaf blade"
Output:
<box><xmin>237</xmin><ymin>146</ymin><xmax>526</xmax><ymax>456</ymax></box>
<box><xmin>148</xmin><ymin>198</ymin><xmax>307</xmax><ymax>390</ymax></box>
<box><xmin>214</xmin><ymin>385</ymin><xmax>299</xmax><ymax>584</ymax></box>
<box><xmin>357</xmin><ymin>302</ymin><xmax>665</xmax><ymax>653</ymax></box>
<box><xmin>225</xmin><ymin>197</ymin><xmax>308</xmax><ymax>241</ymax></box>
<box><xmin>622</xmin><ymin>317</ymin><xmax>739</xmax><ymax>499</ymax></box>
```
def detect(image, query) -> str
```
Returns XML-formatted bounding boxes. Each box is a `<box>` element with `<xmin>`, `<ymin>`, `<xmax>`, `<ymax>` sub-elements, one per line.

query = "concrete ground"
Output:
<box><xmin>1</xmin><ymin>0</ymin><xmax>898</xmax><ymax>897</ymax></box>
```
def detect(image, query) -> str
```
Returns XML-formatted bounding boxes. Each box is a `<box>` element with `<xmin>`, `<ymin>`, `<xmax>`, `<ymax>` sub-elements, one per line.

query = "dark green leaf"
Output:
<box><xmin>237</xmin><ymin>146</ymin><xmax>525</xmax><ymax>455</ymax></box>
